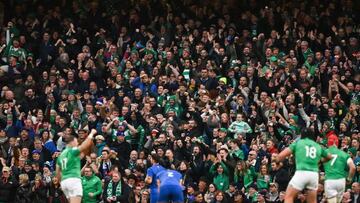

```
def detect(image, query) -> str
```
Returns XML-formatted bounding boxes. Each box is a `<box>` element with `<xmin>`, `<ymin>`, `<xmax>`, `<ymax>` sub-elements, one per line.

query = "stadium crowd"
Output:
<box><xmin>0</xmin><ymin>0</ymin><xmax>359</xmax><ymax>202</ymax></box>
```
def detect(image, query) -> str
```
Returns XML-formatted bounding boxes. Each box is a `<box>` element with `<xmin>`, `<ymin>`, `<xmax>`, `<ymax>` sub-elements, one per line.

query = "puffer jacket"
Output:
<box><xmin>15</xmin><ymin>183</ymin><xmax>32</xmax><ymax>203</ymax></box>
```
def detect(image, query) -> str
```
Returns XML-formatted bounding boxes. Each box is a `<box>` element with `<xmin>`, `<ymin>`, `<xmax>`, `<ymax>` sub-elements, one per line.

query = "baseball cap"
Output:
<box><xmin>270</xmin><ymin>182</ymin><xmax>278</xmax><ymax>188</ymax></box>
<box><xmin>219</xmin><ymin>128</ymin><xmax>228</xmax><ymax>133</ymax></box>
<box><xmin>117</xmin><ymin>131</ymin><xmax>125</xmax><ymax>137</ymax></box>
<box><xmin>32</xmin><ymin>150</ymin><xmax>41</xmax><ymax>154</ymax></box>
<box><xmin>95</xmin><ymin>135</ymin><xmax>105</xmax><ymax>141</ymax></box>
<box><xmin>2</xmin><ymin>166</ymin><xmax>10</xmax><ymax>172</ymax></box>
<box><xmin>258</xmin><ymin>190</ymin><xmax>268</xmax><ymax>197</ymax></box>
<box><xmin>151</xmin><ymin>129</ymin><xmax>159</xmax><ymax>135</ymax></box>
<box><xmin>248</xmin><ymin>183</ymin><xmax>257</xmax><ymax>190</ymax></box>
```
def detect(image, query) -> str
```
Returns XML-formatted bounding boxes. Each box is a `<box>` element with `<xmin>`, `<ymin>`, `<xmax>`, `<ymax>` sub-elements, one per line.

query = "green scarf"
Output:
<box><xmin>107</xmin><ymin>180</ymin><xmax>122</xmax><ymax>198</ymax></box>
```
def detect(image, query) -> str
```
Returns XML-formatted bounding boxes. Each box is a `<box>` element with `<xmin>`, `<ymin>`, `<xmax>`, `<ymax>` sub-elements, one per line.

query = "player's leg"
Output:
<box><xmin>68</xmin><ymin>197</ymin><xmax>81</xmax><ymax>203</ymax></box>
<box><xmin>150</xmin><ymin>189</ymin><xmax>159</xmax><ymax>203</ymax></box>
<box><xmin>327</xmin><ymin>197</ymin><xmax>338</xmax><ymax>203</ymax></box>
<box><xmin>62</xmin><ymin>178</ymin><xmax>83</xmax><ymax>203</ymax></box>
<box><xmin>336</xmin><ymin>179</ymin><xmax>346</xmax><ymax>203</ymax></box>
<box><xmin>284</xmin><ymin>185</ymin><xmax>300</xmax><ymax>203</ymax></box>
<box><xmin>325</xmin><ymin>179</ymin><xmax>338</xmax><ymax>203</ymax></box>
<box><xmin>305</xmin><ymin>189</ymin><xmax>317</xmax><ymax>203</ymax></box>
<box><xmin>305</xmin><ymin>171</ymin><xmax>319</xmax><ymax>203</ymax></box>
<box><xmin>285</xmin><ymin>171</ymin><xmax>305</xmax><ymax>203</ymax></box>
<box><xmin>172</xmin><ymin>185</ymin><xmax>184</xmax><ymax>203</ymax></box>
<box><xmin>157</xmin><ymin>185</ymin><xmax>170</xmax><ymax>203</ymax></box>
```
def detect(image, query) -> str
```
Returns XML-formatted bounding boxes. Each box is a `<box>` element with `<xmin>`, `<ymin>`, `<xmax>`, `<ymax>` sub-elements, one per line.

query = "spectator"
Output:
<box><xmin>270</xmin><ymin>161</ymin><xmax>290</xmax><ymax>192</ymax></box>
<box><xmin>14</xmin><ymin>173</ymin><xmax>31</xmax><ymax>203</ymax></box>
<box><xmin>81</xmin><ymin>166</ymin><xmax>102</xmax><ymax>203</ymax></box>
<box><xmin>0</xmin><ymin>166</ymin><xmax>18</xmax><ymax>203</ymax></box>
<box><xmin>48</xmin><ymin>176</ymin><xmax>67</xmax><ymax>203</ymax></box>
<box><xmin>256</xmin><ymin>164</ymin><xmax>271</xmax><ymax>191</ymax></box>
<box><xmin>103</xmin><ymin>170</ymin><xmax>131</xmax><ymax>203</ymax></box>
<box><xmin>209</xmin><ymin>158</ymin><xmax>230</xmax><ymax>191</ymax></box>
<box><xmin>267</xmin><ymin>182</ymin><xmax>280</xmax><ymax>203</ymax></box>
<box><xmin>30</xmin><ymin>175</ymin><xmax>47</xmax><ymax>203</ymax></box>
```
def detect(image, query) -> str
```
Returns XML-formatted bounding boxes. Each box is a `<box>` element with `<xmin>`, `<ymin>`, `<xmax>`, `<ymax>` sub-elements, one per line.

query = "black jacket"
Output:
<box><xmin>15</xmin><ymin>184</ymin><xmax>32</xmax><ymax>203</ymax></box>
<box><xmin>30</xmin><ymin>183</ymin><xmax>47</xmax><ymax>203</ymax></box>
<box><xmin>0</xmin><ymin>176</ymin><xmax>19</xmax><ymax>202</ymax></box>
<box><xmin>271</xmin><ymin>167</ymin><xmax>290</xmax><ymax>192</ymax></box>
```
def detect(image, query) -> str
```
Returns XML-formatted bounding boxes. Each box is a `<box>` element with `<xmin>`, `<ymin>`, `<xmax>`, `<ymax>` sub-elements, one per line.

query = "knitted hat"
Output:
<box><xmin>348</xmin><ymin>147</ymin><xmax>357</xmax><ymax>156</ymax></box>
<box><xmin>270</xmin><ymin>56</ymin><xmax>278</xmax><ymax>62</ymax></box>
<box><xmin>219</xmin><ymin>77</ymin><xmax>227</xmax><ymax>85</ymax></box>
<box><xmin>96</xmin><ymin>98</ymin><xmax>104</xmax><ymax>105</ymax></box>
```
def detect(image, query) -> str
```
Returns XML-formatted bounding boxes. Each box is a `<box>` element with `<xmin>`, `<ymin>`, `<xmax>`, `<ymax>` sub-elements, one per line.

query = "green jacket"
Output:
<box><xmin>234</xmin><ymin>166</ymin><xmax>256</xmax><ymax>189</ymax></box>
<box><xmin>256</xmin><ymin>174</ymin><xmax>271</xmax><ymax>190</ymax></box>
<box><xmin>81</xmin><ymin>174</ymin><xmax>102</xmax><ymax>203</ymax></box>
<box><xmin>210</xmin><ymin>162</ymin><xmax>230</xmax><ymax>191</ymax></box>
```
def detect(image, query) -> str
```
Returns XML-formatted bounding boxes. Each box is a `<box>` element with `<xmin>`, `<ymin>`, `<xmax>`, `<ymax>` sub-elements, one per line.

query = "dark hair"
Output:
<box><xmin>151</xmin><ymin>154</ymin><xmax>161</xmax><ymax>163</ymax></box>
<box><xmin>161</xmin><ymin>158</ymin><xmax>172</xmax><ymax>169</ymax></box>
<box><xmin>101</xmin><ymin>149</ymin><xmax>110</xmax><ymax>154</ymax></box>
<box><xmin>301</xmin><ymin>128</ymin><xmax>316</xmax><ymax>140</ymax></box>
<box><xmin>231</xmin><ymin>139</ymin><xmax>241</xmax><ymax>146</ymax></box>
<box><xmin>64</xmin><ymin>135</ymin><xmax>76</xmax><ymax>143</ymax></box>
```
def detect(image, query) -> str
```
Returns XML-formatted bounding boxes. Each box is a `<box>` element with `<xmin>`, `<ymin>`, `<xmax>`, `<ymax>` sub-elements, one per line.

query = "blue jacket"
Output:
<box><xmin>131</xmin><ymin>77</ymin><xmax>157</xmax><ymax>96</ymax></box>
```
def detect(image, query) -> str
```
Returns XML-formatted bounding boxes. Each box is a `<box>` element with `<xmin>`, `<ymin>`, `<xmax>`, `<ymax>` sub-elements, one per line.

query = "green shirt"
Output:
<box><xmin>81</xmin><ymin>174</ymin><xmax>103</xmax><ymax>203</ymax></box>
<box><xmin>57</xmin><ymin>147</ymin><xmax>81</xmax><ymax>180</ymax></box>
<box><xmin>289</xmin><ymin>138</ymin><xmax>328</xmax><ymax>172</ymax></box>
<box><xmin>324</xmin><ymin>146</ymin><xmax>351</xmax><ymax>180</ymax></box>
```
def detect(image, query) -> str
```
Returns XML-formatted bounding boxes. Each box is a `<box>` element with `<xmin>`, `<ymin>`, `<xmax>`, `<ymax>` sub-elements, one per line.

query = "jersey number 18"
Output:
<box><xmin>305</xmin><ymin>146</ymin><xmax>317</xmax><ymax>159</ymax></box>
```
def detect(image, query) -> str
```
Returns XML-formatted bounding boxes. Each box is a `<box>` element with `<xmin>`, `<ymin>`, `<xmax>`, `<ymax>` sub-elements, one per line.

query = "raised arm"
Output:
<box><xmin>275</xmin><ymin>148</ymin><xmax>292</xmax><ymax>163</ymax></box>
<box><xmin>336</xmin><ymin>79</ymin><xmax>350</xmax><ymax>94</ymax></box>
<box><xmin>298</xmin><ymin>105</ymin><xmax>310</xmax><ymax>123</ymax></box>
<box><xmin>79</xmin><ymin>129</ymin><xmax>97</xmax><ymax>153</ymax></box>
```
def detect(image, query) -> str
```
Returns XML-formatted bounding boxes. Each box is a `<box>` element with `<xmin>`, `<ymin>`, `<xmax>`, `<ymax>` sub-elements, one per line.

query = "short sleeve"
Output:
<box><xmin>147</xmin><ymin>167</ymin><xmax>154</xmax><ymax>178</ymax></box>
<box><xmin>289</xmin><ymin>142</ymin><xmax>296</xmax><ymax>153</ymax></box>
<box><xmin>176</xmin><ymin>171</ymin><xmax>182</xmax><ymax>180</ymax></box>
<box><xmin>321</xmin><ymin>148</ymin><xmax>329</xmax><ymax>158</ymax></box>
<box><xmin>71</xmin><ymin>147</ymin><xmax>80</xmax><ymax>156</ymax></box>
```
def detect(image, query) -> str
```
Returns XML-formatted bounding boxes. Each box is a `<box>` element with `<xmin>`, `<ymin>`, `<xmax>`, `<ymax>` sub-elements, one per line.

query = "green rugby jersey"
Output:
<box><xmin>324</xmin><ymin>146</ymin><xmax>351</xmax><ymax>180</ymax></box>
<box><xmin>57</xmin><ymin>146</ymin><xmax>81</xmax><ymax>180</ymax></box>
<box><xmin>289</xmin><ymin>138</ymin><xmax>329</xmax><ymax>172</ymax></box>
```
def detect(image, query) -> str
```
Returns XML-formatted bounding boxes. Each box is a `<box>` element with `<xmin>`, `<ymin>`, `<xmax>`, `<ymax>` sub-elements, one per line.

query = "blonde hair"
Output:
<box><xmin>19</xmin><ymin>174</ymin><xmax>29</xmax><ymax>185</ymax></box>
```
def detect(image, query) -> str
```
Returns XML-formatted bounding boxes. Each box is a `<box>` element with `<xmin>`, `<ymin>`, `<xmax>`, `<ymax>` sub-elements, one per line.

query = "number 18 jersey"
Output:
<box><xmin>289</xmin><ymin>138</ymin><xmax>329</xmax><ymax>172</ymax></box>
<box><xmin>56</xmin><ymin>147</ymin><xmax>81</xmax><ymax>181</ymax></box>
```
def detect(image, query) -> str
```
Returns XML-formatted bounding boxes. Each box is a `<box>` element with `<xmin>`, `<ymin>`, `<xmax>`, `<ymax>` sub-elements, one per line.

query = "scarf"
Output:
<box><xmin>107</xmin><ymin>180</ymin><xmax>121</xmax><ymax>198</ymax></box>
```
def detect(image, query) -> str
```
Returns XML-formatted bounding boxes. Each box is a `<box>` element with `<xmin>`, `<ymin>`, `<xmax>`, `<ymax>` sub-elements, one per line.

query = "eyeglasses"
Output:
<box><xmin>249</xmin><ymin>153</ymin><xmax>256</xmax><ymax>156</ymax></box>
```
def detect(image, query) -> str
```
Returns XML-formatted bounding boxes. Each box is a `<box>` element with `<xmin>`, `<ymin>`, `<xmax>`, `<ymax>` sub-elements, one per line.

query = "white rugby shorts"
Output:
<box><xmin>61</xmin><ymin>178</ymin><xmax>83</xmax><ymax>198</ymax></box>
<box><xmin>289</xmin><ymin>170</ymin><xmax>319</xmax><ymax>191</ymax></box>
<box><xmin>324</xmin><ymin>178</ymin><xmax>345</xmax><ymax>199</ymax></box>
